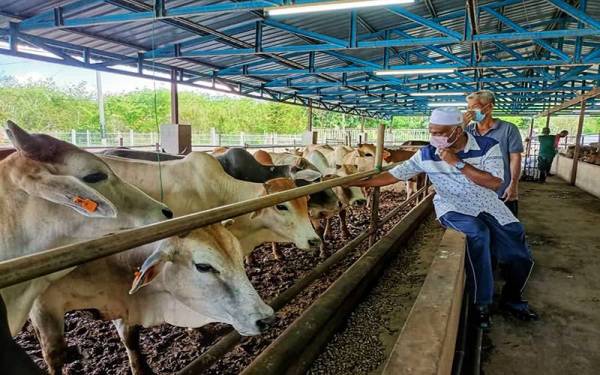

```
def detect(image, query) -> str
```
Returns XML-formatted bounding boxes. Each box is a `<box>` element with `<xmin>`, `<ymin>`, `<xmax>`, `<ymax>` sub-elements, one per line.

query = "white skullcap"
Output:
<box><xmin>429</xmin><ymin>107</ymin><xmax>463</xmax><ymax>126</ymax></box>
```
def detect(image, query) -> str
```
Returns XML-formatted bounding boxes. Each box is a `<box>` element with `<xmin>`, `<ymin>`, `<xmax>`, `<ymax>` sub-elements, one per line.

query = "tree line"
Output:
<box><xmin>1</xmin><ymin>76</ymin><xmax>599</xmax><ymax>135</ymax></box>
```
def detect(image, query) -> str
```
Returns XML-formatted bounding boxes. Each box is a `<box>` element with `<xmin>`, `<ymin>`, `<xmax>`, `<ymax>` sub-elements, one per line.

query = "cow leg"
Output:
<box><xmin>271</xmin><ymin>243</ymin><xmax>285</xmax><ymax>261</ymax></box>
<box><xmin>113</xmin><ymin>319</ymin><xmax>154</xmax><ymax>375</ymax></box>
<box><xmin>29</xmin><ymin>301</ymin><xmax>67</xmax><ymax>375</ymax></box>
<box><xmin>323</xmin><ymin>217</ymin><xmax>332</xmax><ymax>240</ymax></box>
<box><xmin>339</xmin><ymin>209</ymin><xmax>351</xmax><ymax>239</ymax></box>
<box><xmin>245</xmin><ymin>251</ymin><xmax>257</xmax><ymax>267</ymax></box>
<box><xmin>312</xmin><ymin>218</ymin><xmax>327</xmax><ymax>258</ymax></box>
<box><xmin>1</xmin><ymin>297</ymin><xmax>43</xmax><ymax>375</ymax></box>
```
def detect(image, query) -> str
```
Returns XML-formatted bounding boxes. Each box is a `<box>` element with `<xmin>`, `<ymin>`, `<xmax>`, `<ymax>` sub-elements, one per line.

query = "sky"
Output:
<box><xmin>0</xmin><ymin>53</ymin><xmax>240</xmax><ymax>97</ymax></box>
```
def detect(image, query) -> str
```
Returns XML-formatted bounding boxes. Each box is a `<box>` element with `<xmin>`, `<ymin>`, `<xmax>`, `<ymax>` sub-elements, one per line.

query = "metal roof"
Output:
<box><xmin>1</xmin><ymin>0</ymin><xmax>599</xmax><ymax>118</ymax></box>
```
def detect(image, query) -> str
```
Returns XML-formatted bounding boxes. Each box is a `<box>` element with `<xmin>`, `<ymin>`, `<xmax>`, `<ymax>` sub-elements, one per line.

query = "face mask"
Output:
<box><xmin>430</xmin><ymin>127</ymin><xmax>459</xmax><ymax>149</ymax></box>
<box><xmin>473</xmin><ymin>109</ymin><xmax>485</xmax><ymax>122</ymax></box>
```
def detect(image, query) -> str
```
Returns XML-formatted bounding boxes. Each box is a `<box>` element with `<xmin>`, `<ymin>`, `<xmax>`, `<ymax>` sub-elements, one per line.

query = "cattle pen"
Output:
<box><xmin>2</xmin><ymin>1</ymin><xmax>600</xmax><ymax>375</ymax></box>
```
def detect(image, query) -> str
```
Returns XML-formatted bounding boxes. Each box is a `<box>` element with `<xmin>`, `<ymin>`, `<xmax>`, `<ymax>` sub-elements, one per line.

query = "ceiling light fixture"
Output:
<box><xmin>375</xmin><ymin>68</ymin><xmax>456</xmax><ymax>76</ymax></box>
<box><xmin>427</xmin><ymin>102</ymin><xmax>466</xmax><ymax>107</ymax></box>
<box><xmin>267</xmin><ymin>0</ymin><xmax>414</xmax><ymax>16</ymax></box>
<box><xmin>409</xmin><ymin>92</ymin><xmax>465</xmax><ymax>97</ymax></box>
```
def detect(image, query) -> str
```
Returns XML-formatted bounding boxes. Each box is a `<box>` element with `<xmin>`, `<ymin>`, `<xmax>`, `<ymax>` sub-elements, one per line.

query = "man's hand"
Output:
<box><xmin>439</xmin><ymin>148</ymin><xmax>461</xmax><ymax>166</ymax></box>
<box><xmin>463</xmin><ymin>110</ymin><xmax>474</xmax><ymax>125</ymax></box>
<box><xmin>502</xmin><ymin>182</ymin><xmax>519</xmax><ymax>201</ymax></box>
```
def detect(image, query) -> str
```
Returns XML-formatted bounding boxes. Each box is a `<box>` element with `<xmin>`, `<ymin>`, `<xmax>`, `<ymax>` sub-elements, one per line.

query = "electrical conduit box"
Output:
<box><xmin>160</xmin><ymin>124</ymin><xmax>192</xmax><ymax>155</ymax></box>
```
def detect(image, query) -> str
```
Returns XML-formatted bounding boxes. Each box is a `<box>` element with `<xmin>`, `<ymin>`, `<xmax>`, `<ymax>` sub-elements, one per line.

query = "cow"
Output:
<box><xmin>31</xmin><ymin>222</ymin><xmax>274</xmax><ymax>375</ymax></box>
<box><xmin>0</xmin><ymin>147</ymin><xmax>16</xmax><ymax>160</ymax></box>
<box><xmin>384</xmin><ymin>147</ymin><xmax>428</xmax><ymax>197</ymax></box>
<box><xmin>305</xmin><ymin>150</ymin><xmax>367</xmax><ymax>256</ymax></box>
<box><xmin>98</xmin><ymin>152</ymin><xmax>321</xmax><ymax>259</ymax></box>
<box><xmin>254</xmin><ymin>150</ymin><xmax>341</xmax><ymax>260</ymax></box>
<box><xmin>216</xmin><ymin>147</ymin><xmax>321</xmax><ymax>183</ymax></box>
<box><xmin>99</xmin><ymin>148</ymin><xmax>183</xmax><ymax>162</ymax></box>
<box><xmin>356</xmin><ymin>143</ymin><xmax>391</xmax><ymax>161</ymax></box>
<box><xmin>0</xmin><ymin>121</ymin><xmax>172</xmax><ymax>373</ymax></box>
<box><xmin>267</xmin><ymin>151</ymin><xmax>341</xmax><ymax>220</ymax></box>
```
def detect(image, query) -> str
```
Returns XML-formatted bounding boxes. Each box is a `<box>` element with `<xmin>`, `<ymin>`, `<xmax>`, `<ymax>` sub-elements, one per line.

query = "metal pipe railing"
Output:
<box><xmin>0</xmin><ymin>163</ymin><xmax>401</xmax><ymax>290</ymax></box>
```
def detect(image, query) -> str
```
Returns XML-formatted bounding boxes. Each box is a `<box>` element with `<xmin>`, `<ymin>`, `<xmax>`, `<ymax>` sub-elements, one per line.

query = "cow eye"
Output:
<box><xmin>82</xmin><ymin>172</ymin><xmax>108</xmax><ymax>183</ymax></box>
<box><xmin>275</xmin><ymin>204</ymin><xmax>288</xmax><ymax>211</ymax></box>
<box><xmin>195</xmin><ymin>263</ymin><xmax>219</xmax><ymax>274</ymax></box>
<box><xmin>365</xmin><ymin>153</ymin><xmax>373</xmax><ymax>156</ymax></box>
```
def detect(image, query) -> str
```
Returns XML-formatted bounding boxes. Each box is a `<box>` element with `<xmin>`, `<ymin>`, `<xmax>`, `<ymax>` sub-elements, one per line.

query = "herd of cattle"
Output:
<box><xmin>0</xmin><ymin>121</ymin><xmax>425</xmax><ymax>375</ymax></box>
<box><xmin>563</xmin><ymin>143</ymin><xmax>600</xmax><ymax>165</ymax></box>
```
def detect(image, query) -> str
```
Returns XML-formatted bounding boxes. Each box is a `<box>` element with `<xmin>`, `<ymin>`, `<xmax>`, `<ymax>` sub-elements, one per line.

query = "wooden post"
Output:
<box><xmin>570</xmin><ymin>100</ymin><xmax>586</xmax><ymax>185</ymax></box>
<box><xmin>170</xmin><ymin>68</ymin><xmax>179</xmax><ymax>125</ymax></box>
<box><xmin>369</xmin><ymin>123</ymin><xmax>386</xmax><ymax>246</ymax></box>
<box><xmin>524</xmin><ymin>117</ymin><xmax>535</xmax><ymax>176</ymax></box>
<box><xmin>545</xmin><ymin>111</ymin><xmax>551</xmax><ymax>130</ymax></box>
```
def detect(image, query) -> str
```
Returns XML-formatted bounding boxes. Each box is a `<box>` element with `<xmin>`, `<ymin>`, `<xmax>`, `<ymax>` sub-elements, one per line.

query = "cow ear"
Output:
<box><xmin>129</xmin><ymin>249</ymin><xmax>170</xmax><ymax>294</ymax></box>
<box><xmin>221</xmin><ymin>218</ymin><xmax>235</xmax><ymax>228</ymax></box>
<box><xmin>293</xmin><ymin>169</ymin><xmax>321</xmax><ymax>182</ymax></box>
<box><xmin>5</xmin><ymin>121</ymin><xmax>41</xmax><ymax>158</ymax></box>
<box><xmin>17</xmin><ymin>172</ymin><xmax>117</xmax><ymax>218</ymax></box>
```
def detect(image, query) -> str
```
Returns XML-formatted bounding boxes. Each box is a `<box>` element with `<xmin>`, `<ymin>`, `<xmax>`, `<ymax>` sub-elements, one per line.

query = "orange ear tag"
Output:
<box><xmin>73</xmin><ymin>196</ymin><xmax>98</xmax><ymax>213</ymax></box>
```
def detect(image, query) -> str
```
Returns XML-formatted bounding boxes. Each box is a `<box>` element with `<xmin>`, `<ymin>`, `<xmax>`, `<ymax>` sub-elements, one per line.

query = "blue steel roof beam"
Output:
<box><xmin>17</xmin><ymin>0</ymin><xmax>288</xmax><ymax>31</ymax></box>
<box><xmin>545</xmin><ymin>0</ymin><xmax>600</xmax><ymax>30</ymax></box>
<box><xmin>490</xmin><ymin>41</ymin><xmax>555</xmax><ymax>81</ymax></box>
<box><xmin>573</xmin><ymin>0</ymin><xmax>588</xmax><ymax>62</ymax></box>
<box><xmin>105</xmin><ymin>0</ymin><xmax>371</xmax><ymax>114</ymax></box>
<box><xmin>17</xmin><ymin>0</ymin><xmax>105</xmax><ymax>30</ymax></box>
<box><xmin>481</xmin><ymin>6</ymin><xmax>574</xmax><ymax>62</ymax></box>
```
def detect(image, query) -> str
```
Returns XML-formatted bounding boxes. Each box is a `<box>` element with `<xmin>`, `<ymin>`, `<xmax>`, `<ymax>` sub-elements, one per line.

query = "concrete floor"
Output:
<box><xmin>483</xmin><ymin>177</ymin><xmax>600</xmax><ymax>375</ymax></box>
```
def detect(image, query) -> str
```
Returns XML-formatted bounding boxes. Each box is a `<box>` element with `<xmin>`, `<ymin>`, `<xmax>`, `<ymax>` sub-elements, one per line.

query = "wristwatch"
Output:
<box><xmin>455</xmin><ymin>161</ymin><xmax>466</xmax><ymax>170</ymax></box>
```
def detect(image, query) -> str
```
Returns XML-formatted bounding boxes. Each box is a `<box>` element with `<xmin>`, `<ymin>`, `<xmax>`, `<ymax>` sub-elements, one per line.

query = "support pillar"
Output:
<box><xmin>570</xmin><ymin>100</ymin><xmax>586</xmax><ymax>185</ymax></box>
<box><xmin>170</xmin><ymin>68</ymin><xmax>179</xmax><ymax>125</ymax></box>
<box><xmin>96</xmin><ymin>71</ymin><xmax>106</xmax><ymax>142</ymax></box>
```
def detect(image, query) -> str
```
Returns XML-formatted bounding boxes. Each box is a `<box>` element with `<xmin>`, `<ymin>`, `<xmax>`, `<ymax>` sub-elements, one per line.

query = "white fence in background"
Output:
<box><xmin>3</xmin><ymin>127</ymin><xmax>597</xmax><ymax>150</ymax></box>
<box><xmin>0</xmin><ymin>128</ymin><xmax>431</xmax><ymax>148</ymax></box>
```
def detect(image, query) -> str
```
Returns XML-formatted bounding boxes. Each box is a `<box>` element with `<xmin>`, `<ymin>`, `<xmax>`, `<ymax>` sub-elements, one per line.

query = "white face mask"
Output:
<box><xmin>430</xmin><ymin>127</ymin><xmax>459</xmax><ymax>149</ymax></box>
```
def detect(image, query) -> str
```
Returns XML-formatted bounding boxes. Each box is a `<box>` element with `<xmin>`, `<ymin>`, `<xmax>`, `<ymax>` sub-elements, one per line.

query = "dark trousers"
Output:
<box><xmin>439</xmin><ymin>211</ymin><xmax>534</xmax><ymax>306</ymax></box>
<box><xmin>504</xmin><ymin>199</ymin><xmax>518</xmax><ymax>217</ymax></box>
<box><xmin>538</xmin><ymin>156</ymin><xmax>554</xmax><ymax>182</ymax></box>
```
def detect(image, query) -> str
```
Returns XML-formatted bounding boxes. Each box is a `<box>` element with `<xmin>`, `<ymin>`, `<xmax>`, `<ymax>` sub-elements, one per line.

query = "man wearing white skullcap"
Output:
<box><xmin>350</xmin><ymin>107</ymin><xmax>537</xmax><ymax>328</ymax></box>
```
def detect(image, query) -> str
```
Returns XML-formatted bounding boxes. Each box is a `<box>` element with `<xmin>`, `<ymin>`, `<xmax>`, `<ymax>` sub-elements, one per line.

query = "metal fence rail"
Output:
<box><xmin>0</xmin><ymin>162</ymin><xmax>399</xmax><ymax>290</ymax></box>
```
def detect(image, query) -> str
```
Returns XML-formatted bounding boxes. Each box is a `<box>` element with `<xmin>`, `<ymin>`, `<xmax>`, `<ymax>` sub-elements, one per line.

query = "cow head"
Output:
<box><xmin>4</xmin><ymin>121</ymin><xmax>172</xmax><ymax>226</ymax></box>
<box><xmin>129</xmin><ymin>224</ymin><xmax>274</xmax><ymax>336</ymax></box>
<box><xmin>333</xmin><ymin>165</ymin><xmax>367</xmax><ymax>208</ymax></box>
<box><xmin>289</xmin><ymin>157</ymin><xmax>322</xmax><ymax>183</ymax></box>
<box><xmin>251</xmin><ymin>178</ymin><xmax>321</xmax><ymax>250</ymax></box>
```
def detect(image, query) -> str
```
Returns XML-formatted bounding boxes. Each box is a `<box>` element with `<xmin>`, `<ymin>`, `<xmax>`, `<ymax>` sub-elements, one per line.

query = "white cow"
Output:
<box><xmin>31</xmin><ymin>223</ymin><xmax>273</xmax><ymax>374</ymax></box>
<box><xmin>0</xmin><ymin>121</ymin><xmax>172</xmax><ymax>373</ymax></box>
<box><xmin>31</xmin><ymin>151</ymin><xmax>319</xmax><ymax>374</ymax></box>
<box><xmin>99</xmin><ymin>152</ymin><xmax>321</xmax><ymax>254</ymax></box>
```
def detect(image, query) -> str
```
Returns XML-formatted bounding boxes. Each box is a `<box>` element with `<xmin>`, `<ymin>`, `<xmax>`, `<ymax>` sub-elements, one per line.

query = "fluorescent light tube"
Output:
<box><xmin>410</xmin><ymin>92</ymin><xmax>465</xmax><ymax>97</ymax></box>
<box><xmin>375</xmin><ymin>68</ymin><xmax>456</xmax><ymax>75</ymax></box>
<box><xmin>267</xmin><ymin>0</ymin><xmax>414</xmax><ymax>16</ymax></box>
<box><xmin>428</xmin><ymin>102</ymin><xmax>466</xmax><ymax>107</ymax></box>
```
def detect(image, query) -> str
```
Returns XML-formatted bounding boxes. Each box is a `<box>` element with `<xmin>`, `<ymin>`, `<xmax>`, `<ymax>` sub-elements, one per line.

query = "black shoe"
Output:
<box><xmin>500</xmin><ymin>301</ymin><xmax>539</xmax><ymax>321</ymax></box>
<box><xmin>473</xmin><ymin>304</ymin><xmax>492</xmax><ymax>330</ymax></box>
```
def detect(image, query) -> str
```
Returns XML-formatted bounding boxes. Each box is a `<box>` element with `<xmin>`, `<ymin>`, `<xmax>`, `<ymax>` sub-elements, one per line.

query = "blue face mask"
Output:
<box><xmin>473</xmin><ymin>109</ymin><xmax>486</xmax><ymax>123</ymax></box>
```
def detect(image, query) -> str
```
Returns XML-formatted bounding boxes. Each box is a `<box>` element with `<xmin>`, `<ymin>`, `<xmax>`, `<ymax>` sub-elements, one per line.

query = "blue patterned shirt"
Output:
<box><xmin>390</xmin><ymin>133</ymin><xmax>518</xmax><ymax>225</ymax></box>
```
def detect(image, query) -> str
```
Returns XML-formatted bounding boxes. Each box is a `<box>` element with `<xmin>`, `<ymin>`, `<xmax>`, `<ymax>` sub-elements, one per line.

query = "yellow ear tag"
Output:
<box><xmin>73</xmin><ymin>196</ymin><xmax>98</xmax><ymax>213</ymax></box>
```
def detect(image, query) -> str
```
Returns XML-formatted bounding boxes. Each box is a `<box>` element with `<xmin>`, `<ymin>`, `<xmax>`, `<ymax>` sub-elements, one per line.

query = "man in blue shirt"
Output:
<box><xmin>464</xmin><ymin>91</ymin><xmax>523</xmax><ymax>217</ymax></box>
<box><xmin>350</xmin><ymin>107</ymin><xmax>537</xmax><ymax>328</ymax></box>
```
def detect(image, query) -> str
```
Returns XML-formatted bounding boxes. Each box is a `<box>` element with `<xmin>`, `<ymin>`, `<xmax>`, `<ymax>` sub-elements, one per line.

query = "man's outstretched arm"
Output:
<box><xmin>348</xmin><ymin>171</ymin><xmax>400</xmax><ymax>188</ymax></box>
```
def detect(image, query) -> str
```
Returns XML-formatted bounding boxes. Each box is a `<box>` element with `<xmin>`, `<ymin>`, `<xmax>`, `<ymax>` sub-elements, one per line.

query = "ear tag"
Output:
<box><xmin>73</xmin><ymin>196</ymin><xmax>98</xmax><ymax>213</ymax></box>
